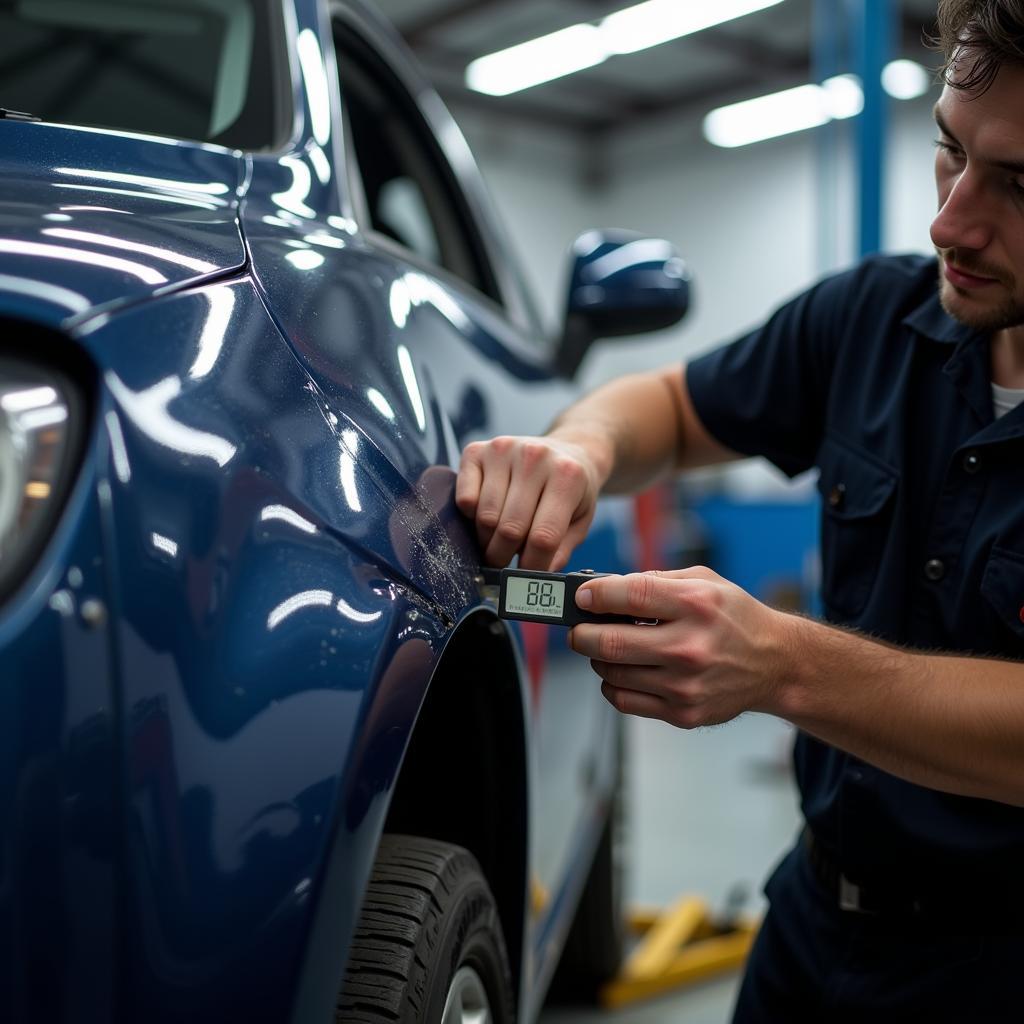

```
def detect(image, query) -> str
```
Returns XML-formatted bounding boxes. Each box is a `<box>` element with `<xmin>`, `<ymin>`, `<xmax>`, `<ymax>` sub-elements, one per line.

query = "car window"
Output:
<box><xmin>0</xmin><ymin>0</ymin><xmax>289</xmax><ymax>149</ymax></box>
<box><xmin>333</xmin><ymin>22</ymin><xmax>502</xmax><ymax>306</ymax></box>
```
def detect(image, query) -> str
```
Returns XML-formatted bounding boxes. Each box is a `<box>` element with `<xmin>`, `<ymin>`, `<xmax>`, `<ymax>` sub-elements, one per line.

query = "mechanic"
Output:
<box><xmin>455</xmin><ymin>1</ymin><xmax>1024</xmax><ymax>1019</ymax></box>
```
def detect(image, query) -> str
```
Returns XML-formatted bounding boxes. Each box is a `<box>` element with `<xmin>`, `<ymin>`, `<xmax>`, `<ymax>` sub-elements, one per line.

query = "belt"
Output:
<box><xmin>802</xmin><ymin>830</ymin><xmax>1018</xmax><ymax>924</ymax></box>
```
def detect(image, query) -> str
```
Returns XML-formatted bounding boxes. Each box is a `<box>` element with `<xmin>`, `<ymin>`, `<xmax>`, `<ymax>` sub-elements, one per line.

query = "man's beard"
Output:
<box><xmin>936</xmin><ymin>249</ymin><xmax>1024</xmax><ymax>331</ymax></box>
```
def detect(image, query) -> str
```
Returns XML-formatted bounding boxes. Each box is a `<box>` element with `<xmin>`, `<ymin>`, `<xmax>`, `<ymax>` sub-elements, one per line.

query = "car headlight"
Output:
<box><xmin>0</xmin><ymin>357</ymin><xmax>85</xmax><ymax>605</ymax></box>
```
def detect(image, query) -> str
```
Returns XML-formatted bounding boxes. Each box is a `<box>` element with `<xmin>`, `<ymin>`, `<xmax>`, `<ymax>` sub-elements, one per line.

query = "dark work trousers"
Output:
<box><xmin>730</xmin><ymin>842</ymin><xmax>1024</xmax><ymax>1023</ymax></box>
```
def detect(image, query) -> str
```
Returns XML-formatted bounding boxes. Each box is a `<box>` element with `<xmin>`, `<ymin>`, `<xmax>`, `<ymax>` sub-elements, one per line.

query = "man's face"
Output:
<box><xmin>931</xmin><ymin>57</ymin><xmax>1024</xmax><ymax>332</ymax></box>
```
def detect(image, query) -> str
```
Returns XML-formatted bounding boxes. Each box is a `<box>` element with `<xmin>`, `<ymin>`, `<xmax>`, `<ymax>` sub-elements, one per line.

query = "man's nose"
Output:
<box><xmin>930</xmin><ymin>173</ymin><xmax>992</xmax><ymax>253</ymax></box>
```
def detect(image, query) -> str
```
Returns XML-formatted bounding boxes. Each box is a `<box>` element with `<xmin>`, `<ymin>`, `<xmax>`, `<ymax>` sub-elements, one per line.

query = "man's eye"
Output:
<box><xmin>933</xmin><ymin>139</ymin><xmax>962</xmax><ymax>157</ymax></box>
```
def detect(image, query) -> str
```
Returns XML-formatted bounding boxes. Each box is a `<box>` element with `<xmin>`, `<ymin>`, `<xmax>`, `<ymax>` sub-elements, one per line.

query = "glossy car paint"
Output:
<box><xmin>0</xmin><ymin>2</ymin><xmax>643</xmax><ymax>1022</ymax></box>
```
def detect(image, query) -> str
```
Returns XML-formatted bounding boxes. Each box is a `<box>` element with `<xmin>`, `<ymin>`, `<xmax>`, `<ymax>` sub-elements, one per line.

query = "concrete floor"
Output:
<box><xmin>539</xmin><ymin>709</ymin><xmax>803</xmax><ymax>1024</ymax></box>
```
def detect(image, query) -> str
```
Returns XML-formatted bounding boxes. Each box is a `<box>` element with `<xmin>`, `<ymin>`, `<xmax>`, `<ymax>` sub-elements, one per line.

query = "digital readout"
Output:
<box><xmin>503</xmin><ymin>576</ymin><xmax>566</xmax><ymax>618</ymax></box>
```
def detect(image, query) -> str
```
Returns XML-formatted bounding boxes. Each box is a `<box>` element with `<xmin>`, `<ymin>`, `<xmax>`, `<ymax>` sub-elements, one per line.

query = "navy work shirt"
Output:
<box><xmin>685</xmin><ymin>254</ymin><xmax>1024</xmax><ymax>884</ymax></box>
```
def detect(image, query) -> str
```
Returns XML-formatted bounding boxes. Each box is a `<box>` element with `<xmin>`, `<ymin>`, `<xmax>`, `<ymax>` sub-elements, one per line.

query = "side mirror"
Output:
<box><xmin>555</xmin><ymin>229</ymin><xmax>692</xmax><ymax>378</ymax></box>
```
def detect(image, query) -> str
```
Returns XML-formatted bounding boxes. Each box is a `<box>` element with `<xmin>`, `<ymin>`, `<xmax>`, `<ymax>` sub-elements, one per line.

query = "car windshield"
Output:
<box><xmin>0</xmin><ymin>0</ymin><xmax>287</xmax><ymax>148</ymax></box>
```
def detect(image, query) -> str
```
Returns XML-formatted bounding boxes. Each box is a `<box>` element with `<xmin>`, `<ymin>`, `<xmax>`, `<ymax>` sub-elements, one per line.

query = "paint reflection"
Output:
<box><xmin>297</xmin><ymin>30</ymin><xmax>332</xmax><ymax>148</ymax></box>
<box><xmin>387</xmin><ymin>272</ymin><xmax>470</xmax><ymax>331</ymax></box>
<box><xmin>307</xmin><ymin>143</ymin><xmax>331</xmax><ymax>186</ymax></box>
<box><xmin>104</xmin><ymin>410</ymin><xmax>132</xmax><ymax>483</ymax></box>
<box><xmin>259</xmin><ymin>505</ymin><xmax>318</xmax><ymax>535</ymax></box>
<box><xmin>339</xmin><ymin>429</ymin><xmax>362</xmax><ymax>511</ymax></box>
<box><xmin>0</xmin><ymin>273</ymin><xmax>90</xmax><ymax>314</ymax></box>
<box><xmin>302</xmin><ymin>231</ymin><xmax>346</xmax><ymax>250</ymax></box>
<box><xmin>57</xmin><ymin>184</ymin><xmax>220</xmax><ymax>210</ymax></box>
<box><xmin>285</xmin><ymin>249</ymin><xmax>324</xmax><ymax>271</ymax></box>
<box><xmin>188</xmin><ymin>289</ymin><xmax>236</xmax><ymax>380</ymax></box>
<box><xmin>53</xmin><ymin>167</ymin><xmax>231</xmax><ymax>197</ymax></box>
<box><xmin>43</xmin><ymin>227</ymin><xmax>217</xmax><ymax>274</ymax></box>
<box><xmin>366</xmin><ymin>387</ymin><xmax>395</xmax><ymax>421</ymax></box>
<box><xmin>584</xmin><ymin>239</ymin><xmax>675</xmax><ymax>282</ymax></box>
<box><xmin>396</xmin><ymin>345</ymin><xmax>426</xmax><ymax>432</ymax></box>
<box><xmin>335</xmin><ymin>597</ymin><xmax>382</xmax><ymax>624</ymax></box>
<box><xmin>266</xmin><ymin>588</ymin><xmax>381</xmax><ymax>630</ymax></box>
<box><xmin>327</xmin><ymin>215</ymin><xmax>357</xmax><ymax>235</ymax></box>
<box><xmin>106</xmin><ymin>372</ymin><xmax>237</xmax><ymax>467</ymax></box>
<box><xmin>0</xmin><ymin>239</ymin><xmax>166</xmax><ymax>285</ymax></box>
<box><xmin>150</xmin><ymin>533</ymin><xmax>179</xmax><ymax>559</ymax></box>
<box><xmin>267</xmin><ymin>589</ymin><xmax>333</xmax><ymax>629</ymax></box>
<box><xmin>272</xmin><ymin>157</ymin><xmax>315</xmax><ymax>219</ymax></box>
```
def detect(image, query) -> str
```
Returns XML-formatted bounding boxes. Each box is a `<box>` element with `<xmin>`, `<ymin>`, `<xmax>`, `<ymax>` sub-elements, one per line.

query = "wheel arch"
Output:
<box><xmin>383</xmin><ymin>608</ymin><xmax>530</xmax><ymax>1000</ymax></box>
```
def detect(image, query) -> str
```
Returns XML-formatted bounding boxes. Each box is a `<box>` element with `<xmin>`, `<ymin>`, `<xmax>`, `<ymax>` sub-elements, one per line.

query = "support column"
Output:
<box><xmin>855</xmin><ymin>0</ymin><xmax>896</xmax><ymax>256</ymax></box>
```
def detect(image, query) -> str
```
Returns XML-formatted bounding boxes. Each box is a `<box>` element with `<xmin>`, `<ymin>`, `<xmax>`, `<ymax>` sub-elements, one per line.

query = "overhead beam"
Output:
<box><xmin>401</xmin><ymin>0</ymin><xmax>512</xmax><ymax>47</ymax></box>
<box><xmin>437</xmin><ymin>80</ymin><xmax>611</xmax><ymax>134</ymax></box>
<box><xmin>696</xmin><ymin>25</ymin><xmax>805</xmax><ymax>76</ymax></box>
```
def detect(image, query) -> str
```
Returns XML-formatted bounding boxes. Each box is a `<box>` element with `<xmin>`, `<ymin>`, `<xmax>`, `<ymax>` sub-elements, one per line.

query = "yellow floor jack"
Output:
<box><xmin>600</xmin><ymin>891</ymin><xmax>759</xmax><ymax>1010</ymax></box>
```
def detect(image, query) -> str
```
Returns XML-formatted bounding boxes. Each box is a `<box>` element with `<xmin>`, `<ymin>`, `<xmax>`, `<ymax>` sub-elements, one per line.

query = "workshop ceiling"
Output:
<box><xmin>371</xmin><ymin>0</ymin><xmax>943</xmax><ymax>137</ymax></box>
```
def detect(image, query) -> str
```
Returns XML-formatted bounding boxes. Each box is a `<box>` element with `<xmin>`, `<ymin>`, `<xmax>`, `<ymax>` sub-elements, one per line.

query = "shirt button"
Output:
<box><xmin>827</xmin><ymin>483</ymin><xmax>846</xmax><ymax>509</ymax></box>
<box><xmin>962</xmin><ymin>450</ymin><xmax>982</xmax><ymax>474</ymax></box>
<box><xmin>924</xmin><ymin>558</ymin><xmax>946</xmax><ymax>582</ymax></box>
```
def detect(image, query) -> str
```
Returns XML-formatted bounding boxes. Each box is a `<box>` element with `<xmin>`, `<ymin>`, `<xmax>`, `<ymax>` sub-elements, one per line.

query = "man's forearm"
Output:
<box><xmin>547</xmin><ymin>371</ymin><xmax>682</xmax><ymax>494</ymax></box>
<box><xmin>776</xmin><ymin>615</ymin><xmax>1024</xmax><ymax>806</ymax></box>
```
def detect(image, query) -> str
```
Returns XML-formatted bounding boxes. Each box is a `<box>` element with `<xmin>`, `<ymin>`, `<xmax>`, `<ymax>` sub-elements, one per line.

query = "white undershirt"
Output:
<box><xmin>993</xmin><ymin>382</ymin><xmax>1024</xmax><ymax>419</ymax></box>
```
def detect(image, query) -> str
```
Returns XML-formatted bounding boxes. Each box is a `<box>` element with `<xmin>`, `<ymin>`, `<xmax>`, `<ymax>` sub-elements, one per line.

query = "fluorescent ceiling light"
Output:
<box><xmin>466</xmin><ymin>24</ymin><xmax>605</xmax><ymax>96</ymax></box>
<box><xmin>704</xmin><ymin>62</ymin><xmax>930</xmax><ymax>148</ymax></box>
<box><xmin>467</xmin><ymin>0</ymin><xmax>784</xmax><ymax>96</ymax></box>
<box><xmin>704</xmin><ymin>76</ymin><xmax>860</xmax><ymax>148</ymax></box>
<box><xmin>823</xmin><ymin>74</ymin><xmax>865</xmax><ymax>119</ymax></box>
<box><xmin>604</xmin><ymin>0</ymin><xmax>784</xmax><ymax>56</ymax></box>
<box><xmin>882</xmin><ymin>58</ymin><xmax>931</xmax><ymax>100</ymax></box>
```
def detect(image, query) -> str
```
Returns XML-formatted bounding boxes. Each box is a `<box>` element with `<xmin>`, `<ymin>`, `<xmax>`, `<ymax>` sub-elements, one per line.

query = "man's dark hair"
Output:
<box><xmin>935</xmin><ymin>0</ymin><xmax>1024</xmax><ymax>92</ymax></box>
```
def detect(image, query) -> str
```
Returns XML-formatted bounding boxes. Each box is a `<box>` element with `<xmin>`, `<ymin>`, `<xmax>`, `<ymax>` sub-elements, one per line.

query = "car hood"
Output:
<box><xmin>0</xmin><ymin>121</ymin><xmax>246</xmax><ymax>330</ymax></box>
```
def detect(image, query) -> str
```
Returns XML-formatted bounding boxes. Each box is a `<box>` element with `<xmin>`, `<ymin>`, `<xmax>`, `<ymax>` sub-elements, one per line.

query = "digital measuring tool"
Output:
<box><xmin>494</xmin><ymin>568</ymin><xmax>639</xmax><ymax>627</ymax></box>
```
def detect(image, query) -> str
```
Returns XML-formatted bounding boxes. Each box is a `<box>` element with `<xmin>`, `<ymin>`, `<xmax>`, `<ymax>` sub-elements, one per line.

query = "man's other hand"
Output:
<box><xmin>570</xmin><ymin>567</ymin><xmax>796</xmax><ymax>728</ymax></box>
<box><xmin>456</xmin><ymin>435</ymin><xmax>602</xmax><ymax>570</ymax></box>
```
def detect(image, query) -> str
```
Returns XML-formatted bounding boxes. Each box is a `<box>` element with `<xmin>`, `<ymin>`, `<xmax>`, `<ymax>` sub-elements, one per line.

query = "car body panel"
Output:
<box><xmin>0</xmin><ymin>121</ymin><xmax>245</xmax><ymax>330</ymax></box>
<box><xmin>86</xmin><ymin>279</ymin><xmax>460</xmax><ymax>1019</ymax></box>
<box><xmin>0</xmin><ymin>2</ymin><xmax>629</xmax><ymax>1022</ymax></box>
<box><xmin>0</xmin><ymin>452</ymin><xmax>117</xmax><ymax>1023</ymax></box>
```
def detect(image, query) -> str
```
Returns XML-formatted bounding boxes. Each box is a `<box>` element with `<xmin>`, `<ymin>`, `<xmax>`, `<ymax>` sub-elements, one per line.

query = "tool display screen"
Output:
<box><xmin>502</xmin><ymin>575</ymin><xmax>566</xmax><ymax>618</ymax></box>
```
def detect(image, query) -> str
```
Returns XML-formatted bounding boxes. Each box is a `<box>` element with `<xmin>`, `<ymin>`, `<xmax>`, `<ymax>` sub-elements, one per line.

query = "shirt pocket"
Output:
<box><xmin>980</xmin><ymin>546</ymin><xmax>1024</xmax><ymax>652</ymax></box>
<box><xmin>816</xmin><ymin>436</ymin><xmax>898</xmax><ymax>619</ymax></box>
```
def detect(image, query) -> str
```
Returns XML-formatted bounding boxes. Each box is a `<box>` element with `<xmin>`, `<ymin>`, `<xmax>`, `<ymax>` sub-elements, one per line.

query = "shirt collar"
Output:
<box><xmin>901</xmin><ymin>289</ymin><xmax>984</xmax><ymax>347</ymax></box>
<box><xmin>900</xmin><ymin>276</ymin><xmax>1024</xmax><ymax>439</ymax></box>
<box><xmin>901</xmin><ymin>283</ymin><xmax>996</xmax><ymax>428</ymax></box>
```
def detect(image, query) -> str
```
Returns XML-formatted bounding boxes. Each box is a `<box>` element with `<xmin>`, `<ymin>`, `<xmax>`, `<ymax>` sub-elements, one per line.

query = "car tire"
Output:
<box><xmin>336</xmin><ymin>834</ymin><xmax>515</xmax><ymax>1024</ymax></box>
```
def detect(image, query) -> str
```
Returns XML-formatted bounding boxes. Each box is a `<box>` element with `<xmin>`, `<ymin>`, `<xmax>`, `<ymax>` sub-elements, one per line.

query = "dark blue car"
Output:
<box><xmin>0</xmin><ymin>1</ymin><xmax>689</xmax><ymax>1020</ymax></box>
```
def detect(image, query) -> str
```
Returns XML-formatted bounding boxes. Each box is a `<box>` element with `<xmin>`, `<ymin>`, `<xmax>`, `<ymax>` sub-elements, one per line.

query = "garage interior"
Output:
<box><xmin>369</xmin><ymin>1</ymin><xmax>942</xmax><ymax>1020</ymax></box>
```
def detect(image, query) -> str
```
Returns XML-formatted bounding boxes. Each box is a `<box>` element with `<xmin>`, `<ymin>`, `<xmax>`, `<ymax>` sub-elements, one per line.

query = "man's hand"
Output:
<box><xmin>570</xmin><ymin>567</ymin><xmax>796</xmax><ymax>728</ymax></box>
<box><xmin>455</xmin><ymin>435</ymin><xmax>604</xmax><ymax>570</ymax></box>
